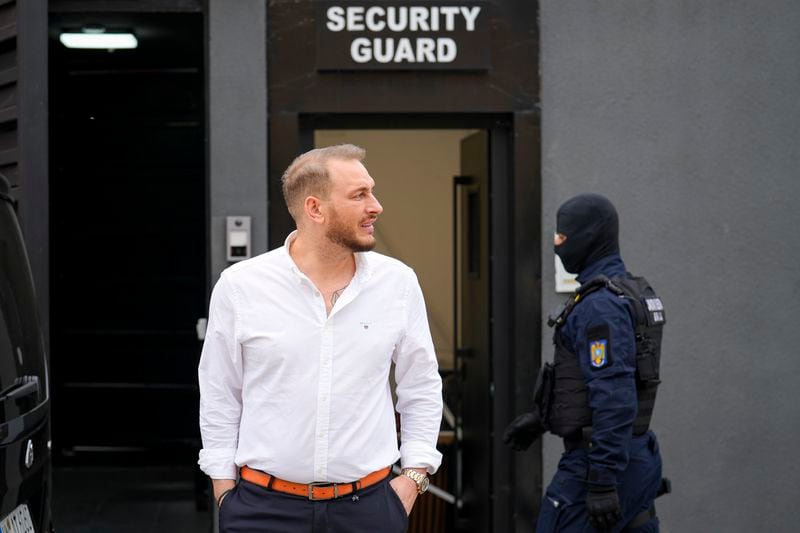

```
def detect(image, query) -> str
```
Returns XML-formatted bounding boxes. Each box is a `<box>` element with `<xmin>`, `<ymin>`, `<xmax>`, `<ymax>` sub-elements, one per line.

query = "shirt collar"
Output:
<box><xmin>282</xmin><ymin>231</ymin><xmax>304</xmax><ymax>282</ymax></box>
<box><xmin>282</xmin><ymin>231</ymin><xmax>373</xmax><ymax>283</ymax></box>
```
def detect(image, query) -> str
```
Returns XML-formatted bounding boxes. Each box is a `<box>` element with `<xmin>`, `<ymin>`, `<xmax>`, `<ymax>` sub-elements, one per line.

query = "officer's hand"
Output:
<box><xmin>502</xmin><ymin>412</ymin><xmax>544</xmax><ymax>451</ymax></box>
<box><xmin>586</xmin><ymin>485</ymin><xmax>622</xmax><ymax>531</ymax></box>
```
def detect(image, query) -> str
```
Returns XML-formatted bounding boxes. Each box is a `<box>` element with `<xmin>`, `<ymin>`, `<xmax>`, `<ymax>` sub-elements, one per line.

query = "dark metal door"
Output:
<box><xmin>454</xmin><ymin>130</ymin><xmax>491</xmax><ymax>531</ymax></box>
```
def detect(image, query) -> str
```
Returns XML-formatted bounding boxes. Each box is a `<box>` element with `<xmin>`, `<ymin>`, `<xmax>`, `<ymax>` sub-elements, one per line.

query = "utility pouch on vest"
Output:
<box><xmin>533</xmin><ymin>362</ymin><xmax>554</xmax><ymax>430</ymax></box>
<box><xmin>636</xmin><ymin>352</ymin><xmax>660</xmax><ymax>383</ymax></box>
<box><xmin>613</xmin><ymin>276</ymin><xmax>665</xmax><ymax>386</ymax></box>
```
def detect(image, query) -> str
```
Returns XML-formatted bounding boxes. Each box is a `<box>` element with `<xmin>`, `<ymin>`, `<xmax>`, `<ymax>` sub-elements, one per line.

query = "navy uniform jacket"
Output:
<box><xmin>559</xmin><ymin>253</ymin><xmax>638</xmax><ymax>487</ymax></box>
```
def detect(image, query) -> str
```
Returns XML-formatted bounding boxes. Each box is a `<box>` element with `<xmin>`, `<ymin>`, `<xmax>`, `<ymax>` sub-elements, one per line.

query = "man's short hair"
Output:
<box><xmin>281</xmin><ymin>144</ymin><xmax>366</xmax><ymax>221</ymax></box>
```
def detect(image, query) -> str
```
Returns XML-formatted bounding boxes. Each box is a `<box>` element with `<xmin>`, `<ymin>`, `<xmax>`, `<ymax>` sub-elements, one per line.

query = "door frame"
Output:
<box><xmin>268</xmin><ymin>112</ymin><xmax>542</xmax><ymax>531</ymax></box>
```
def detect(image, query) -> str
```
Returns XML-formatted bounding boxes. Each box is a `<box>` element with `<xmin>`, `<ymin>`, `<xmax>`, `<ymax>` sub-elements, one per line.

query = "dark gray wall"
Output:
<box><xmin>540</xmin><ymin>1</ymin><xmax>800</xmax><ymax>531</ymax></box>
<box><xmin>17</xmin><ymin>0</ymin><xmax>50</xmax><ymax>349</ymax></box>
<box><xmin>208</xmin><ymin>0</ymin><xmax>268</xmax><ymax>283</ymax></box>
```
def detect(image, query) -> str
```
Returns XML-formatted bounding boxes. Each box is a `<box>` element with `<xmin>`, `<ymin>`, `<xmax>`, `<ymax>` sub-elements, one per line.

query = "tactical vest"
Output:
<box><xmin>536</xmin><ymin>275</ymin><xmax>665</xmax><ymax>438</ymax></box>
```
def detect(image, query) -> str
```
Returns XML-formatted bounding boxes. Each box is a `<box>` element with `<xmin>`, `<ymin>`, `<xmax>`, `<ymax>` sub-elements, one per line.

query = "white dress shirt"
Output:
<box><xmin>198</xmin><ymin>232</ymin><xmax>443</xmax><ymax>483</ymax></box>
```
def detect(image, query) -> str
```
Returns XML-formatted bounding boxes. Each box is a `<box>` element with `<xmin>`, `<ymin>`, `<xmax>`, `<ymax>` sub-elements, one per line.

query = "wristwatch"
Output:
<box><xmin>401</xmin><ymin>468</ymin><xmax>430</xmax><ymax>494</ymax></box>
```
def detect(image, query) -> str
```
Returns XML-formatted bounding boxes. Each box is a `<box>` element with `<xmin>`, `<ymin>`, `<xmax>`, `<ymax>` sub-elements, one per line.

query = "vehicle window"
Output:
<box><xmin>0</xmin><ymin>246</ymin><xmax>24</xmax><ymax>423</ymax></box>
<box><xmin>0</xmin><ymin>223</ymin><xmax>46</xmax><ymax>422</ymax></box>
<box><xmin>0</xmin><ymin>292</ymin><xmax>17</xmax><ymax>382</ymax></box>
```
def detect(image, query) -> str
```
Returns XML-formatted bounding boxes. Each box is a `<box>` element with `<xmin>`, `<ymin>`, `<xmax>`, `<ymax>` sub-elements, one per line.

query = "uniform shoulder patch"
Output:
<box><xmin>586</xmin><ymin>324</ymin><xmax>612</xmax><ymax>370</ymax></box>
<box><xmin>590</xmin><ymin>339</ymin><xmax>608</xmax><ymax>368</ymax></box>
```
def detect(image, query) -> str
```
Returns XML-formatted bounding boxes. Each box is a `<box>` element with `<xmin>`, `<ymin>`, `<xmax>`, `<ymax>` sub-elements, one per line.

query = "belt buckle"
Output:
<box><xmin>307</xmin><ymin>481</ymin><xmax>338</xmax><ymax>500</ymax></box>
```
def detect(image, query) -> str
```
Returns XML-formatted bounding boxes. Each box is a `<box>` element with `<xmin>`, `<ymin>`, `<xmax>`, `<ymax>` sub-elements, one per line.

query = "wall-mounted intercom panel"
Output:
<box><xmin>226</xmin><ymin>216</ymin><xmax>251</xmax><ymax>262</ymax></box>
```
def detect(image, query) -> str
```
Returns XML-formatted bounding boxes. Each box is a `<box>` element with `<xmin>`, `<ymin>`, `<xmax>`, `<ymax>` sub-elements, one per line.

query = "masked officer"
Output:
<box><xmin>503</xmin><ymin>194</ymin><xmax>666</xmax><ymax>532</ymax></box>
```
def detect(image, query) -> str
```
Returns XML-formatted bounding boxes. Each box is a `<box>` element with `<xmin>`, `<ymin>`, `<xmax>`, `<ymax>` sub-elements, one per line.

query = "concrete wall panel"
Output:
<box><xmin>540</xmin><ymin>1</ymin><xmax>800</xmax><ymax>531</ymax></box>
<box><xmin>208</xmin><ymin>0</ymin><xmax>268</xmax><ymax>283</ymax></box>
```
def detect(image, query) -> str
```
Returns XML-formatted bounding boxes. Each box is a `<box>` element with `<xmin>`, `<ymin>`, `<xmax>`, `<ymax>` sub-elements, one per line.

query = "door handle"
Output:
<box><xmin>0</xmin><ymin>376</ymin><xmax>39</xmax><ymax>404</ymax></box>
<box><xmin>196</xmin><ymin>318</ymin><xmax>208</xmax><ymax>341</ymax></box>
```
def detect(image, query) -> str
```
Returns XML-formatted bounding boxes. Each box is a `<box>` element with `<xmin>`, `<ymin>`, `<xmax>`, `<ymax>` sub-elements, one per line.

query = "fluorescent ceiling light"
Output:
<box><xmin>59</xmin><ymin>32</ymin><xmax>138</xmax><ymax>50</ymax></box>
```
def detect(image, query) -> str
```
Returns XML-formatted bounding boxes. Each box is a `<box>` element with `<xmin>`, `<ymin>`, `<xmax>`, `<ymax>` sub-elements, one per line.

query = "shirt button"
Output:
<box><xmin>315</xmin><ymin>291</ymin><xmax>321</xmax><ymax>297</ymax></box>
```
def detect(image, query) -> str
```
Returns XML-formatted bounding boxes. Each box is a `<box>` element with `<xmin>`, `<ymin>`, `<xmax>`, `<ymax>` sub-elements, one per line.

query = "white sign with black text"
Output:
<box><xmin>316</xmin><ymin>2</ymin><xmax>490</xmax><ymax>70</ymax></box>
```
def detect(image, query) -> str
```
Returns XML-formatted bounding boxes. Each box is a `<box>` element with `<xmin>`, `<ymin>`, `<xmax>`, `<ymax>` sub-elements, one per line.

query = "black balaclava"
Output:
<box><xmin>555</xmin><ymin>193</ymin><xmax>620</xmax><ymax>274</ymax></box>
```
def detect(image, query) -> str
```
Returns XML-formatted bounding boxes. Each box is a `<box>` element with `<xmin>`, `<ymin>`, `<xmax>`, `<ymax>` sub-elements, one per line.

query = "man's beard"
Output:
<box><xmin>325</xmin><ymin>210</ymin><xmax>376</xmax><ymax>252</ymax></box>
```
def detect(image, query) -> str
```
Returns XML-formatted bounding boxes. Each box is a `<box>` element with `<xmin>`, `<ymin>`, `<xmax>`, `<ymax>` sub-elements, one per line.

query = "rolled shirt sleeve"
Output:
<box><xmin>393</xmin><ymin>270</ymin><xmax>444</xmax><ymax>475</ymax></box>
<box><xmin>198</xmin><ymin>273</ymin><xmax>244</xmax><ymax>479</ymax></box>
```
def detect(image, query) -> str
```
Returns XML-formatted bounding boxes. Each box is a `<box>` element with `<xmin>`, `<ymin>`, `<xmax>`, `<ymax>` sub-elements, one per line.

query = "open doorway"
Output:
<box><xmin>315</xmin><ymin>129</ymin><xmax>477</xmax><ymax>371</ymax></box>
<box><xmin>47</xmin><ymin>10</ymin><xmax>210</xmax><ymax>528</ymax></box>
<box><xmin>48</xmin><ymin>12</ymin><xmax>206</xmax><ymax>465</ymax></box>
<box><xmin>315</xmin><ymin>129</ymin><xmax>494</xmax><ymax>532</ymax></box>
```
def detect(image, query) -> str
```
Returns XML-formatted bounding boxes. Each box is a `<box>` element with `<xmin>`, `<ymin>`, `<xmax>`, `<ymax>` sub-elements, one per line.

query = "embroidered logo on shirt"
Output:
<box><xmin>590</xmin><ymin>340</ymin><xmax>608</xmax><ymax>368</ymax></box>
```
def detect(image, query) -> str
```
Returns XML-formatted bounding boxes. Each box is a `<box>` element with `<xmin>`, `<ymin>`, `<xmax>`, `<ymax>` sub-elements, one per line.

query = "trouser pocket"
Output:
<box><xmin>386</xmin><ymin>481</ymin><xmax>409</xmax><ymax>532</ymax></box>
<box><xmin>537</xmin><ymin>467</ymin><xmax>590</xmax><ymax>533</ymax></box>
<box><xmin>218</xmin><ymin>484</ymin><xmax>239</xmax><ymax>531</ymax></box>
<box><xmin>535</xmin><ymin>494</ymin><xmax>564</xmax><ymax>533</ymax></box>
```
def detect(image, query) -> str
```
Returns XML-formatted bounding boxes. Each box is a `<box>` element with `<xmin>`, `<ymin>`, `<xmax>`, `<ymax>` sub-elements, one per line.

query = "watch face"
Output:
<box><xmin>419</xmin><ymin>476</ymin><xmax>430</xmax><ymax>493</ymax></box>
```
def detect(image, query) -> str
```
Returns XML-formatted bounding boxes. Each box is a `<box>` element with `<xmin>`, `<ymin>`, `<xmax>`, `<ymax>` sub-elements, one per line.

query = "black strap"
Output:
<box><xmin>623</xmin><ymin>505</ymin><xmax>656</xmax><ymax>531</ymax></box>
<box><xmin>562</xmin><ymin>427</ymin><xmax>593</xmax><ymax>451</ymax></box>
<box><xmin>547</xmin><ymin>275</ymin><xmax>625</xmax><ymax>328</ymax></box>
<box><xmin>562</xmin><ymin>437</ymin><xmax>585</xmax><ymax>452</ymax></box>
<box><xmin>656</xmin><ymin>477</ymin><xmax>672</xmax><ymax>498</ymax></box>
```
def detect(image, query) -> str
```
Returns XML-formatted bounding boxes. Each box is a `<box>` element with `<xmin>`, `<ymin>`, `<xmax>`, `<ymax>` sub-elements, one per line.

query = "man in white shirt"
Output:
<box><xmin>198</xmin><ymin>144</ymin><xmax>443</xmax><ymax>532</ymax></box>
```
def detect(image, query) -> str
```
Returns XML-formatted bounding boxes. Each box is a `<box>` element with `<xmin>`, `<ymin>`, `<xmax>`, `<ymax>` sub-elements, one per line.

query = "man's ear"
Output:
<box><xmin>303</xmin><ymin>195</ymin><xmax>325</xmax><ymax>225</ymax></box>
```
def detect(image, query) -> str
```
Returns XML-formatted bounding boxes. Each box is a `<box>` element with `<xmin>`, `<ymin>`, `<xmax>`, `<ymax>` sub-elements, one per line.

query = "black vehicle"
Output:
<box><xmin>0</xmin><ymin>173</ymin><xmax>52</xmax><ymax>533</ymax></box>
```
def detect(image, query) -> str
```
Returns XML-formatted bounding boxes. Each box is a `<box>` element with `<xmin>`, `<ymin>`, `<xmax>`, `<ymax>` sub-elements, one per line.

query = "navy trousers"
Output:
<box><xmin>219</xmin><ymin>476</ymin><xmax>408</xmax><ymax>533</ymax></box>
<box><xmin>536</xmin><ymin>432</ymin><xmax>662</xmax><ymax>533</ymax></box>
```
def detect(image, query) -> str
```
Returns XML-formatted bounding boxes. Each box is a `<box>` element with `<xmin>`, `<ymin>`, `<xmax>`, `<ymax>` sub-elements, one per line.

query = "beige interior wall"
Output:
<box><xmin>315</xmin><ymin>129</ymin><xmax>477</xmax><ymax>370</ymax></box>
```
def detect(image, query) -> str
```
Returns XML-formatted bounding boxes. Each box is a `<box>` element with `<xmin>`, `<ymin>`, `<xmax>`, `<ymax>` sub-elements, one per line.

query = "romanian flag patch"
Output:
<box><xmin>590</xmin><ymin>339</ymin><xmax>608</xmax><ymax>368</ymax></box>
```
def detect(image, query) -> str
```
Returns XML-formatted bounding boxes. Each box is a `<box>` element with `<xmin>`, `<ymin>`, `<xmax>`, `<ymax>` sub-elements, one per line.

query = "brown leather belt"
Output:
<box><xmin>240</xmin><ymin>466</ymin><xmax>391</xmax><ymax>500</ymax></box>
